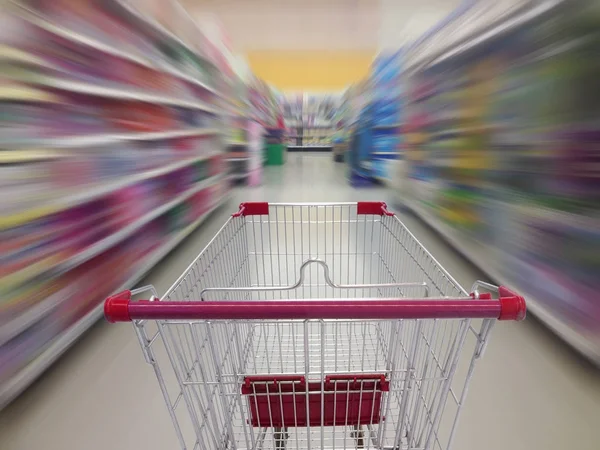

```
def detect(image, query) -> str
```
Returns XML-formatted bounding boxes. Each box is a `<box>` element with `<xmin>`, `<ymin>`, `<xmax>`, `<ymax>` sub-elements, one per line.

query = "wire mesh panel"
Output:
<box><xmin>111</xmin><ymin>202</ymin><xmax>523</xmax><ymax>450</ymax></box>
<box><xmin>190</xmin><ymin>203</ymin><xmax>466</xmax><ymax>302</ymax></box>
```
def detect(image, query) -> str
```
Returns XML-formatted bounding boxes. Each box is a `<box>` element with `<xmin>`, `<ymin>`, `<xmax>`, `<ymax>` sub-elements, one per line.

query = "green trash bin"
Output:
<box><xmin>265</xmin><ymin>143</ymin><xmax>286</xmax><ymax>166</ymax></box>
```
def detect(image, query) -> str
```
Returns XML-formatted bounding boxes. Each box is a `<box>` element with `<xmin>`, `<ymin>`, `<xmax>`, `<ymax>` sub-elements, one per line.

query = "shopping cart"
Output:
<box><xmin>104</xmin><ymin>202</ymin><xmax>526</xmax><ymax>450</ymax></box>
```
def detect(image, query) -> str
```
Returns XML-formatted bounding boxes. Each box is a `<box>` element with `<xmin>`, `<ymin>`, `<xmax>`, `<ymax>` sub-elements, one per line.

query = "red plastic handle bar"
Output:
<box><xmin>232</xmin><ymin>202</ymin><xmax>395</xmax><ymax>217</ymax></box>
<box><xmin>104</xmin><ymin>289</ymin><xmax>525</xmax><ymax>323</ymax></box>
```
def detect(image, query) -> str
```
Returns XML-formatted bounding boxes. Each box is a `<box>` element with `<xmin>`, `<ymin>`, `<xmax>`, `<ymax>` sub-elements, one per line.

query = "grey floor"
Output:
<box><xmin>1</xmin><ymin>154</ymin><xmax>599</xmax><ymax>449</ymax></box>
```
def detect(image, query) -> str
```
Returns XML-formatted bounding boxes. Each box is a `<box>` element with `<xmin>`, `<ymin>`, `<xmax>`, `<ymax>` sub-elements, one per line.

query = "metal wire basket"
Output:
<box><xmin>105</xmin><ymin>202</ymin><xmax>525</xmax><ymax>450</ymax></box>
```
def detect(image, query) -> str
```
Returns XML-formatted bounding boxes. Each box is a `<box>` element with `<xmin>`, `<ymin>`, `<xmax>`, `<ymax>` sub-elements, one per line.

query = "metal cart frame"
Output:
<box><xmin>105</xmin><ymin>202</ymin><xmax>525</xmax><ymax>450</ymax></box>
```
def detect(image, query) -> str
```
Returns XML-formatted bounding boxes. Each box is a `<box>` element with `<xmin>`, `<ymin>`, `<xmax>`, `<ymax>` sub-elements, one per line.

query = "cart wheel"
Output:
<box><xmin>351</xmin><ymin>425</ymin><xmax>365</xmax><ymax>448</ymax></box>
<box><xmin>274</xmin><ymin>427</ymin><xmax>288</xmax><ymax>450</ymax></box>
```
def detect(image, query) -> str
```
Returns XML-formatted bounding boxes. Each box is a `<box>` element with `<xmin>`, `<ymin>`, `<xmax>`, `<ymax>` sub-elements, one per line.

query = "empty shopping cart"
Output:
<box><xmin>104</xmin><ymin>201</ymin><xmax>526</xmax><ymax>450</ymax></box>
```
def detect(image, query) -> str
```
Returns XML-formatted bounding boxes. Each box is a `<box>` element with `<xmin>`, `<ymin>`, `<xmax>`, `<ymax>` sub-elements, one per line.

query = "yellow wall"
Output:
<box><xmin>245</xmin><ymin>50</ymin><xmax>375</xmax><ymax>91</ymax></box>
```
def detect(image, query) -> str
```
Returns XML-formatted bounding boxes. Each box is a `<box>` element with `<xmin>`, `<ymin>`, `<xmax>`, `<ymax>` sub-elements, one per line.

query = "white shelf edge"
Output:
<box><xmin>402</xmin><ymin>198</ymin><xmax>600</xmax><ymax>366</ymax></box>
<box><xmin>0</xmin><ymin>190</ymin><xmax>231</xmax><ymax>409</ymax></box>
<box><xmin>35</xmin><ymin>77</ymin><xmax>219</xmax><ymax>114</ymax></box>
<box><xmin>35</xmin><ymin>128</ymin><xmax>221</xmax><ymax>148</ymax></box>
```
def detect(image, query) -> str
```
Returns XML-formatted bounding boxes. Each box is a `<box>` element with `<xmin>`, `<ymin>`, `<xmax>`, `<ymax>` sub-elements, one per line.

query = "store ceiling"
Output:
<box><xmin>188</xmin><ymin>0</ymin><xmax>523</xmax><ymax>53</ymax></box>
<box><xmin>189</xmin><ymin>0</ymin><xmax>382</xmax><ymax>51</ymax></box>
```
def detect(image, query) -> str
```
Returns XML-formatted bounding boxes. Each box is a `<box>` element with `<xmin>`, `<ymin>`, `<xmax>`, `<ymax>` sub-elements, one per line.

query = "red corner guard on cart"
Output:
<box><xmin>104</xmin><ymin>290</ymin><xmax>131</xmax><ymax>323</ymax></box>
<box><xmin>232</xmin><ymin>202</ymin><xmax>269</xmax><ymax>217</ymax></box>
<box><xmin>104</xmin><ymin>287</ymin><xmax>526</xmax><ymax>323</ymax></box>
<box><xmin>497</xmin><ymin>286</ymin><xmax>527</xmax><ymax>321</ymax></box>
<box><xmin>357</xmin><ymin>201</ymin><xmax>395</xmax><ymax>216</ymax></box>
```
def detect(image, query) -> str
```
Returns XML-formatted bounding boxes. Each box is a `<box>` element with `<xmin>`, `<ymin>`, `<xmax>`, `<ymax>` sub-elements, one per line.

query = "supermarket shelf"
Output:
<box><xmin>430</xmin><ymin>1</ymin><xmax>568</xmax><ymax>71</ymax></box>
<box><xmin>14</xmin><ymin>5</ymin><xmax>148</xmax><ymax>66</ymax></box>
<box><xmin>14</xmin><ymin>4</ymin><xmax>221</xmax><ymax>97</ymax></box>
<box><xmin>13</xmin><ymin>128</ymin><xmax>222</xmax><ymax>149</ymax></box>
<box><xmin>110</xmin><ymin>0</ymin><xmax>219</xmax><ymax>71</ymax></box>
<box><xmin>53</xmin><ymin>176</ymin><xmax>222</xmax><ymax>273</ymax></box>
<box><xmin>0</xmin><ymin>174</ymin><xmax>226</xmax><ymax>346</ymax></box>
<box><xmin>156</xmin><ymin>63</ymin><xmax>218</xmax><ymax>98</ymax></box>
<box><xmin>401</xmin><ymin>197</ymin><xmax>600</xmax><ymax>366</ymax></box>
<box><xmin>0</xmin><ymin>150</ymin><xmax>221</xmax><ymax>232</ymax></box>
<box><xmin>0</xmin><ymin>190</ymin><xmax>232</xmax><ymax>409</ymax></box>
<box><xmin>30</xmin><ymin>77</ymin><xmax>219</xmax><ymax>113</ymax></box>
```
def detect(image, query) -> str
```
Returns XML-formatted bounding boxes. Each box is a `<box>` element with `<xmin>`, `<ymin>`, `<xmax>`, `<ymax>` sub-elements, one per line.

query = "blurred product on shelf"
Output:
<box><xmin>284</xmin><ymin>93</ymin><xmax>338</xmax><ymax>151</ymax></box>
<box><xmin>346</xmin><ymin>52</ymin><xmax>403</xmax><ymax>185</ymax></box>
<box><xmin>246</xmin><ymin>121</ymin><xmax>265</xmax><ymax>185</ymax></box>
<box><xmin>224</xmin><ymin>76</ymin><xmax>281</xmax><ymax>183</ymax></box>
<box><xmin>396</xmin><ymin>0</ymin><xmax>600</xmax><ymax>363</ymax></box>
<box><xmin>330</xmin><ymin>88</ymin><xmax>355</xmax><ymax>163</ymax></box>
<box><xmin>248</xmin><ymin>77</ymin><xmax>283</xmax><ymax>129</ymax></box>
<box><xmin>370</xmin><ymin>53</ymin><xmax>403</xmax><ymax>182</ymax></box>
<box><xmin>332</xmin><ymin>140</ymin><xmax>347</xmax><ymax>163</ymax></box>
<box><xmin>225</xmin><ymin>117</ymin><xmax>266</xmax><ymax>186</ymax></box>
<box><xmin>0</xmin><ymin>0</ymin><xmax>243</xmax><ymax>408</ymax></box>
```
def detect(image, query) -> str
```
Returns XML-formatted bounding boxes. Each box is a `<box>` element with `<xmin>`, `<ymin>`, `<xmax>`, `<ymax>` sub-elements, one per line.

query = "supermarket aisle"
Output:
<box><xmin>1</xmin><ymin>154</ymin><xmax>599</xmax><ymax>450</ymax></box>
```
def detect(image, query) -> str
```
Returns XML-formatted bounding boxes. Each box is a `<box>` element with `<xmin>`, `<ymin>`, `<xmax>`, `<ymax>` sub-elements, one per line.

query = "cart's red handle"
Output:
<box><xmin>104</xmin><ymin>288</ymin><xmax>525</xmax><ymax>322</ymax></box>
<box><xmin>232</xmin><ymin>201</ymin><xmax>395</xmax><ymax>217</ymax></box>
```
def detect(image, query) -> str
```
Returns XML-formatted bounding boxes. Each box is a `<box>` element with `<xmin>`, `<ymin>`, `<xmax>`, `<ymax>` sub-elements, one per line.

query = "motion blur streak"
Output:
<box><xmin>0</xmin><ymin>0</ymin><xmax>237</xmax><ymax>407</ymax></box>
<box><xmin>399</xmin><ymin>0</ymin><xmax>600</xmax><ymax>360</ymax></box>
<box><xmin>0</xmin><ymin>0</ymin><xmax>599</xmax><ymax>417</ymax></box>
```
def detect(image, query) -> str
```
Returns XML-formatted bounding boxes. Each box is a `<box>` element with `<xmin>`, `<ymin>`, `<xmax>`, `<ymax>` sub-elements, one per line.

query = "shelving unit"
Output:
<box><xmin>224</xmin><ymin>116</ymin><xmax>260</xmax><ymax>184</ymax></box>
<box><xmin>0</xmin><ymin>190</ymin><xmax>231</xmax><ymax>410</ymax></box>
<box><xmin>346</xmin><ymin>52</ymin><xmax>403</xmax><ymax>185</ymax></box>
<box><xmin>0</xmin><ymin>0</ymin><xmax>236</xmax><ymax>407</ymax></box>
<box><xmin>396</xmin><ymin>0</ymin><xmax>600</xmax><ymax>364</ymax></box>
<box><xmin>284</xmin><ymin>93</ymin><xmax>338</xmax><ymax>151</ymax></box>
<box><xmin>221</xmin><ymin>75</ymin><xmax>279</xmax><ymax>180</ymax></box>
<box><xmin>402</xmin><ymin>197</ymin><xmax>600</xmax><ymax>364</ymax></box>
